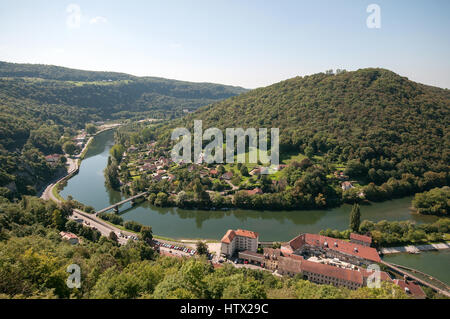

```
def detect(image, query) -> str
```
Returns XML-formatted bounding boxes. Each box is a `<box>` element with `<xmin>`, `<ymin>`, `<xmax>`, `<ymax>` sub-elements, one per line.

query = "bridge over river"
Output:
<box><xmin>96</xmin><ymin>192</ymin><xmax>148</xmax><ymax>215</ymax></box>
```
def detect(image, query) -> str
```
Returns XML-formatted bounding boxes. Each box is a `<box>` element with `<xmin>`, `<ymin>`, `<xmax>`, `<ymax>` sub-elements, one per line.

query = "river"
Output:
<box><xmin>61</xmin><ymin>129</ymin><xmax>439</xmax><ymax>241</ymax></box>
<box><xmin>60</xmin><ymin>130</ymin><xmax>449</xmax><ymax>284</ymax></box>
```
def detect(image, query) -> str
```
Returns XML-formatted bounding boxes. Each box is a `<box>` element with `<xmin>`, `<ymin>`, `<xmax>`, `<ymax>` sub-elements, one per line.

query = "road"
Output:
<box><xmin>72</xmin><ymin>209</ymin><xmax>136</xmax><ymax>245</ymax></box>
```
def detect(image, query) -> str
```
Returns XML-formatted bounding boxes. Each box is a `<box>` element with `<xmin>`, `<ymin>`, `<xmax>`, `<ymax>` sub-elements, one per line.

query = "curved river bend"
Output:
<box><xmin>61</xmin><ymin>130</ymin><xmax>449</xmax><ymax>284</ymax></box>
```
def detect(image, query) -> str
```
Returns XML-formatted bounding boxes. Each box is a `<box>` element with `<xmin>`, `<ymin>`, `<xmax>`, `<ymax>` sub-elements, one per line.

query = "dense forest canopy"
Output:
<box><xmin>167</xmin><ymin>68</ymin><xmax>449</xmax><ymax>183</ymax></box>
<box><xmin>0</xmin><ymin>61</ymin><xmax>247</xmax><ymax>120</ymax></box>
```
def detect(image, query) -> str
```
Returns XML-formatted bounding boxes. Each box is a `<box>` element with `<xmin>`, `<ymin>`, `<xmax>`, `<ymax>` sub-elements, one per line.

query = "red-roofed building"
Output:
<box><xmin>221</xmin><ymin>229</ymin><xmax>259</xmax><ymax>257</ymax></box>
<box><xmin>221</xmin><ymin>171</ymin><xmax>234</xmax><ymax>180</ymax></box>
<box><xmin>281</xmin><ymin>233</ymin><xmax>381</xmax><ymax>265</ymax></box>
<box><xmin>45</xmin><ymin>154</ymin><xmax>62</xmax><ymax>166</ymax></box>
<box><xmin>301</xmin><ymin>259</ymin><xmax>364</xmax><ymax>289</ymax></box>
<box><xmin>350</xmin><ymin>233</ymin><xmax>373</xmax><ymax>247</ymax></box>
<box><xmin>209</xmin><ymin>169</ymin><xmax>218</xmax><ymax>177</ymax></box>
<box><xmin>393</xmin><ymin>279</ymin><xmax>426</xmax><ymax>299</ymax></box>
<box><xmin>59</xmin><ymin>231</ymin><xmax>79</xmax><ymax>245</ymax></box>
<box><xmin>261</xmin><ymin>247</ymin><xmax>393</xmax><ymax>290</ymax></box>
<box><xmin>244</xmin><ymin>188</ymin><xmax>263</xmax><ymax>196</ymax></box>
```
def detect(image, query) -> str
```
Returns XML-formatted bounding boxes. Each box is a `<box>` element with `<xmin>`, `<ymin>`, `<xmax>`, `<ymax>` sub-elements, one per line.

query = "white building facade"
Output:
<box><xmin>220</xmin><ymin>229</ymin><xmax>259</xmax><ymax>257</ymax></box>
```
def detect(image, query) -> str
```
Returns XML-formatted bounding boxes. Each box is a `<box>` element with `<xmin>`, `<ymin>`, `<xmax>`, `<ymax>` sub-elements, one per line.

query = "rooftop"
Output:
<box><xmin>393</xmin><ymin>279</ymin><xmax>427</xmax><ymax>299</ymax></box>
<box><xmin>221</xmin><ymin>229</ymin><xmax>259</xmax><ymax>244</ymax></box>
<box><xmin>301</xmin><ymin>259</ymin><xmax>364</xmax><ymax>285</ymax></box>
<box><xmin>350</xmin><ymin>233</ymin><xmax>373</xmax><ymax>244</ymax></box>
<box><xmin>284</xmin><ymin>233</ymin><xmax>381</xmax><ymax>263</ymax></box>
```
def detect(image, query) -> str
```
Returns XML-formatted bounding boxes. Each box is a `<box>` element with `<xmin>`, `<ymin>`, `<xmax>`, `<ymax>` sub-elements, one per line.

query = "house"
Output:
<box><xmin>350</xmin><ymin>233</ymin><xmax>372</xmax><ymax>247</ymax></box>
<box><xmin>244</xmin><ymin>188</ymin><xmax>263</xmax><ymax>196</ymax></box>
<box><xmin>220</xmin><ymin>229</ymin><xmax>259</xmax><ymax>257</ymax></box>
<box><xmin>341</xmin><ymin>181</ymin><xmax>354</xmax><ymax>191</ymax></box>
<box><xmin>263</xmin><ymin>248</ymin><xmax>282</xmax><ymax>270</ymax></box>
<box><xmin>74</xmin><ymin>133</ymin><xmax>86</xmax><ymax>143</ymax></box>
<box><xmin>209</xmin><ymin>169</ymin><xmax>218</xmax><ymax>177</ymax></box>
<box><xmin>221</xmin><ymin>171</ymin><xmax>233</xmax><ymax>180</ymax></box>
<box><xmin>45</xmin><ymin>154</ymin><xmax>61</xmax><ymax>165</ymax></box>
<box><xmin>127</xmin><ymin>145</ymin><xmax>138</xmax><ymax>153</ymax></box>
<box><xmin>238</xmin><ymin>250</ymin><xmax>264</xmax><ymax>266</ymax></box>
<box><xmin>59</xmin><ymin>231</ymin><xmax>79</xmax><ymax>245</ymax></box>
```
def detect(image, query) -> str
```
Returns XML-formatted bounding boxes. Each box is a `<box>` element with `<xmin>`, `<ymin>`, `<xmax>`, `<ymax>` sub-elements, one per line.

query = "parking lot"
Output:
<box><xmin>153</xmin><ymin>240</ymin><xmax>197</xmax><ymax>257</ymax></box>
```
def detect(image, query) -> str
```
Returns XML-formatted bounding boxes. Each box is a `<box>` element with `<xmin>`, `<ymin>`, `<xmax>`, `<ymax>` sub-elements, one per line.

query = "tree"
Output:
<box><xmin>305</xmin><ymin>146</ymin><xmax>314</xmax><ymax>159</ymax></box>
<box><xmin>52</xmin><ymin>209</ymin><xmax>65</xmax><ymax>230</ymax></box>
<box><xmin>154</xmin><ymin>192</ymin><xmax>168</xmax><ymax>207</ymax></box>
<box><xmin>85</xmin><ymin>123</ymin><xmax>97</xmax><ymax>135</ymax></box>
<box><xmin>109</xmin><ymin>231</ymin><xmax>118</xmax><ymax>244</ymax></box>
<box><xmin>110</xmin><ymin>144</ymin><xmax>125</xmax><ymax>162</ymax></box>
<box><xmin>196</xmin><ymin>241</ymin><xmax>209</xmax><ymax>256</ymax></box>
<box><xmin>217</xmin><ymin>165</ymin><xmax>225</xmax><ymax>175</ymax></box>
<box><xmin>63</xmin><ymin>141</ymin><xmax>77</xmax><ymax>155</ymax></box>
<box><xmin>140</xmin><ymin>226</ymin><xmax>153</xmax><ymax>244</ymax></box>
<box><xmin>240</xmin><ymin>165</ymin><xmax>249</xmax><ymax>176</ymax></box>
<box><xmin>175</xmin><ymin>191</ymin><xmax>188</xmax><ymax>207</ymax></box>
<box><xmin>350</xmin><ymin>203</ymin><xmax>361</xmax><ymax>232</ymax></box>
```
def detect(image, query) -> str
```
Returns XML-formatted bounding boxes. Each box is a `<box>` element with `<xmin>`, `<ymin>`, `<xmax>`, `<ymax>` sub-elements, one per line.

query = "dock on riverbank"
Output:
<box><xmin>380</xmin><ymin>242</ymin><xmax>450</xmax><ymax>254</ymax></box>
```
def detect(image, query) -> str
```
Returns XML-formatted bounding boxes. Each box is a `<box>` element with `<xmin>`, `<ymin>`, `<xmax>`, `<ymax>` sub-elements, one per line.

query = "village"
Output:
<box><xmin>114</xmin><ymin>141</ymin><xmax>364</xmax><ymax>202</ymax></box>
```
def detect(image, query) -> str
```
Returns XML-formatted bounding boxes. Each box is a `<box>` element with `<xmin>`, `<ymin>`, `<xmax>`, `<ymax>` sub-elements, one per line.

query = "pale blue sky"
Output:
<box><xmin>0</xmin><ymin>0</ymin><xmax>449</xmax><ymax>88</ymax></box>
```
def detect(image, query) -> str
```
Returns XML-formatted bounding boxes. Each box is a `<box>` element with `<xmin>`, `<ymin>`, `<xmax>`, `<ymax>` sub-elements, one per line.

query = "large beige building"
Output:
<box><xmin>220</xmin><ymin>229</ymin><xmax>259</xmax><ymax>257</ymax></box>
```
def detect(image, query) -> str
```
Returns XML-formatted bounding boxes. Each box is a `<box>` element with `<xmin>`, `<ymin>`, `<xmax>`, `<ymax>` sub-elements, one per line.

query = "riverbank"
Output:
<box><xmin>381</xmin><ymin>242</ymin><xmax>450</xmax><ymax>254</ymax></box>
<box><xmin>41</xmin><ymin>124</ymin><xmax>121</xmax><ymax>203</ymax></box>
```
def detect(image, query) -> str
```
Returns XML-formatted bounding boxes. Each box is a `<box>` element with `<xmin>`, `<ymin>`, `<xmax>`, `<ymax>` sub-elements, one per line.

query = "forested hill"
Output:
<box><xmin>171</xmin><ymin>68</ymin><xmax>449</xmax><ymax>194</ymax></box>
<box><xmin>0</xmin><ymin>61</ymin><xmax>247</xmax><ymax>120</ymax></box>
<box><xmin>0</xmin><ymin>61</ymin><xmax>245</xmax><ymax>198</ymax></box>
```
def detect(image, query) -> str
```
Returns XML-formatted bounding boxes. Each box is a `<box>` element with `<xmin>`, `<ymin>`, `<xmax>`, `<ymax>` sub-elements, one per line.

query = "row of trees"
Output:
<box><xmin>320</xmin><ymin>204</ymin><xmax>450</xmax><ymax>247</ymax></box>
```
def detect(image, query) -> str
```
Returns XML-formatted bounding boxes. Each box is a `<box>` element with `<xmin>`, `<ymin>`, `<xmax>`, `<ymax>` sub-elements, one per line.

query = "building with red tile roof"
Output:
<box><xmin>393</xmin><ymin>279</ymin><xmax>427</xmax><ymax>299</ymax></box>
<box><xmin>300</xmin><ymin>259</ymin><xmax>364</xmax><ymax>289</ymax></box>
<box><xmin>281</xmin><ymin>233</ymin><xmax>381</xmax><ymax>265</ymax></box>
<box><xmin>59</xmin><ymin>231</ymin><xmax>79</xmax><ymax>245</ymax></box>
<box><xmin>267</xmin><ymin>247</ymin><xmax>392</xmax><ymax>290</ymax></box>
<box><xmin>221</xmin><ymin>171</ymin><xmax>234</xmax><ymax>180</ymax></box>
<box><xmin>220</xmin><ymin>229</ymin><xmax>259</xmax><ymax>256</ymax></box>
<box><xmin>350</xmin><ymin>233</ymin><xmax>372</xmax><ymax>246</ymax></box>
<box><xmin>244</xmin><ymin>188</ymin><xmax>263</xmax><ymax>196</ymax></box>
